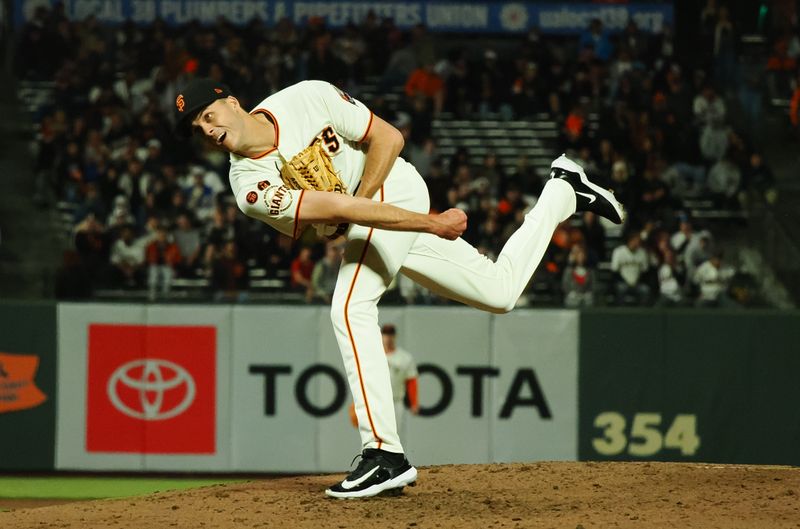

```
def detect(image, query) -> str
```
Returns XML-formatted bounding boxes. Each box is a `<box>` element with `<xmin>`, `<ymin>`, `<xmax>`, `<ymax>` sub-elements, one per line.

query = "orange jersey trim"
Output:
<box><xmin>358</xmin><ymin>111</ymin><xmax>374</xmax><ymax>143</ymax></box>
<box><xmin>344</xmin><ymin>184</ymin><xmax>385</xmax><ymax>448</ymax></box>
<box><xmin>345</xmin><ymin>228</ymin><xmax>382</xmax><ymax>448</ymax></box>
<box><xmin>292</xmin><ymin>190</ymin><xmax>306</xmax><ymax>240</ymax></box>
<box><xmin>248</xmin><ymin>108</ymin><xmax>280</xmax><ymax>159</ymax></box>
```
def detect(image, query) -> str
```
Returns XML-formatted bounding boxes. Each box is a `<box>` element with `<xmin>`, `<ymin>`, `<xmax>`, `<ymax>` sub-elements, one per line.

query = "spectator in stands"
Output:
<box><xmin>173</xmin><ymin>213</ymin><xmax>202</xmax><ymax>277</ymax></box>
<box><xmin>444</xmin><ymin>53</ymin><xmax>473</xmax><ymax>118</ymax></box>
<box><xmin>107</xmin><ymin>195</ymin><xmax>136</xmax><ymax>232</ymax></box>
<box><xmin>407</xmin><ymin>137</ymin><xmax>437</xmax><ymax>181</ymax></box>
<box><xmin>110</xmin><ymin>224</ymin><xmax>145</xmax><ymax>288</ymax></box>
<box><xmin>206</xmin><ymin>240</ymin><xmax>249</xmax><ymax>302</ymax></box>
<box><xmin>712</xmin><ymin>6</ymin><xmax>737</xmax><ymax>90</ymax></box>
<box><xmin>511</xmin><ymin>154</ymin><xmax>544</xmax><ymax>197</ymax></box>
<box><xmin>767</xmin><ymin>36</ymin><xmax>798</xmax><ymax>102</ymax></box>
<box><xmin>379</xmin><ymin>31</ymin><xmax>417</xmax><ymax>92</ymax></box>
<box><xmin>579</xmin><ymin>211</ymin><xmax>606</xmax><ymax>263</ymax></box>
<box><xmin>145</xmin><ymin>224</ymin><xmax>181</xmax><ymax>301</ymax></box>
<box><xmin>686</xmin><ymin>234</ymin><xmax>714</xmax><ymax>280</ymax></box>
<box><xmin>290</xmin><ymin>246</ymin><xmax>315</xmax><ymax>302</ymax></box>
<box><xmin>610</xmin><ymin>231</ymin><xmax>652</xmax><ymax>306</ymax></box>
<box><xmin>74</xmin><ymin>183</ymin><xmax>107</xmax><ymax>224</ymax></box>
<box><xmin>699</xmin><ymin>0</ymin><xmax>719</xmax><ymax>60</ymax></box>
<box><xmin>693</xmin><ymin>84</ymin><xmax>726</xmax><ymax>128</ymax></box>
<box><xmin>740</xmin><ymin>152</ymin><xmax>777</xmax><ymax>207</ymax></box>
<box><xmin>609</xmin><ymin>159</ymin><xmax>635</xmax><ymax>213</ymax></box>
<box><xmin>18</xmin><ymin>4</ymin><xmax>761</xmax><ymax>306</ymax></box>
<box><xmin>406</xmin><ymin>95</ymin><xmax>434</xmax><ymax>146</ymax></box>
<box><xmin>559</xmin><ymin>104</ymin><xmax>589</xmax><ymax>154</ymax></box>
<box><xmin>475</xmin><ymin>151</ymin><xmax>504</xmax><ymax>198</ymax></box>
<box><xmin>656</xmin><ymin>247</ymin><xmax>686</xmax><ymax>307</ymax></box>
<box><xmin>699</xmin><ymin>118</ymin><xmax>730</xmax><ymax>163</ymax></box>
<box><xmin>117</xmin><ymin>158</ymin><xmax>150</xmax><ymax>212</ymax></box>
<box><xmin>311</xmin><ymin>241</ymin><xmax>343</xmax><ymax>304</ymax></box>
<box><xmin>661</xmin><ymin>161</ymin><xmax>707</xmax><ymax>198</ymax></box>
<box><xmin>496</xmin><ymin>184</ymin><xmax>526</xmax><ymax>233</ymax></box>
<box><xmin>404</xmin><ymin>61</ymin><xmax>444</xmax><ymax>116</ymax></box>
<box><xmin>55</xmin><ymin>140</ymin><xmax>84</xmax><ymax>203</ymax></box>
<box><xmin>263</xmin><ymin>234</ymin><xmax>294</xmax><ymax>280</ymax></box>
<box><xmin>636</xmin><ymin>167</ymin><xmax>675</xmax><ymax>227</ymax></box>
<box><xmin>562</xmin><ymin>244</ymin><xmax>595</xmax><ymax>308</ymax></box>
<box><xmin>540</xmin><ymin>221</ymin><xmax>574</xmax><ymax>295</ymax></box>
<box><xmin>671</xmin><ymin>217</ymin><xmax>713</xmax><ymax>273</ymax></box>
<box><xmin>184</xmin><ymin>168</ymin><xmax>216</xmax><ymax>223</ymax></box>
<box><xmin>579</xmin><ymin>18</ymin><xmax>613</xmax><ymax>63</ymax></box>
<box><xmin>476</xmin><ymin>49</ymin><xmax>511</xmax><ymax>118</ymax></box>
<box><xmin>141</xmin><ymin>138</ymin><xmax>164</xmax><ymax>175</ymax></box>
<box><xmin>737</xmin><ymin>45</ymin><xmax>765</xmax><ymax>140</ymax></box>
<box><xmin>73</xmin><ymin>213</ymin><xmax>111</xmax><ymax>289</ymax></box>
<box><xmin>594</xmin><ymin>138</ymin><xmax>616</xmax><ymax>180</ymax></box>
<box><xmin>511</xmin><ymin>61</ymin><xmax>545</xmax><ymax>118</ymax></box>
<box><xmin>707</xmin><ymin>155</ymin><xmax>742</xmax><ymax>208</ymax></box>
<box><xmin>307</xmin><ymin>31</ymin><xmax>347</xmax><ymax>86</ymax></box>
<box><xmin>622</xmin><ymin>20</ymin><xmax>649</xmax><ymax>64</ymax></box>
<box><xmin>165</xmin><ymin>188</ymin><xmax>191</xmax><ymax>226</ymax></box>
<box><xmin>136</xmin><ymin>191</ymin><xmax>161</xmax><ymax>229</ymax></box>
<box><xmin>331</xmin><ymin>23</ymin><xmax>366</xmax><ymax>86</ymax></box>
<box><xmin>692</xmin><ymin>249</ymin><xmax>736</xmax><ymax>307</ymax></box>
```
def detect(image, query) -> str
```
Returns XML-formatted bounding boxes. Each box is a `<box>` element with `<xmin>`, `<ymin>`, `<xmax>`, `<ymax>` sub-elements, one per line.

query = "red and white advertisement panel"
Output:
<box><xmin>86</xmin><ymin>324</ymin><xmax>216</xmax><ymax>454</ymax></box>
<box><xmin>56</xmin><ymin>304</ymin><xmax>231</xmax><ymax>471</ymax></box>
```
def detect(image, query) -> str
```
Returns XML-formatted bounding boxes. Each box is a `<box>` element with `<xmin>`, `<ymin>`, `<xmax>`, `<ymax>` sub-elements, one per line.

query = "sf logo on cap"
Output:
<box><xmin>176</xmin><ymin>94</ymin><xmax>185</xmax><ymax>112</ymax></box>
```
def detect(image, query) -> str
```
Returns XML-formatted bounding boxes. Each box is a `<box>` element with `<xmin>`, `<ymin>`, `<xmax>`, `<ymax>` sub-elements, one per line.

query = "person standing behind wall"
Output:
<box><xmin>349</xmin><ymin>323</ymin><xmax>419</xmax><ymax>433</ymax></box>
<box><xmin>381</xmin><ymin>324</ymin><xmax>419</xmax><ymax>432</ymax></box>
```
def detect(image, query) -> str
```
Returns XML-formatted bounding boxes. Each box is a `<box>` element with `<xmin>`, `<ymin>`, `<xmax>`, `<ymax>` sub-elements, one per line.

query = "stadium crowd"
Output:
<box><xmin>15</xmin><ymin>2</ymin><xmax>785</xmax><ymax>307</ymax></box>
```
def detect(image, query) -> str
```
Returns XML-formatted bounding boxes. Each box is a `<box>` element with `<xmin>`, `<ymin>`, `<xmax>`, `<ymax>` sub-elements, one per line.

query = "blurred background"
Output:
<box><xmin>0</xmin><ymin>0</ymin><xmax>798</xmax><ymax>309</ymax></box>
<box><xmin>1</xmin><ymin>0</ymin><xmax>800</xmax><ymax>476</ymax></box>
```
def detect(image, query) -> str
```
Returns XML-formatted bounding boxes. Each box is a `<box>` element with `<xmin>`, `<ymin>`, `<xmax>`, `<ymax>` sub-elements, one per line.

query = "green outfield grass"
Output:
<box><xmin>0</xmin><ymin>476</ymin><xmax>243</xmax><ymax>500</ymax></box>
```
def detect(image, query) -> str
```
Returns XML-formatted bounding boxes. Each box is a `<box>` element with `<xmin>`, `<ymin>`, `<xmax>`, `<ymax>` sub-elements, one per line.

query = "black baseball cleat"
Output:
<box><xmin>325</xmin><ymin>448</ymin><xmax>418</xmax><ymax>499</ymax></box>
<box><xmin>550</xmin><ymin>154</ymin><xmax>626</xmax><ymax>224</ymax></box>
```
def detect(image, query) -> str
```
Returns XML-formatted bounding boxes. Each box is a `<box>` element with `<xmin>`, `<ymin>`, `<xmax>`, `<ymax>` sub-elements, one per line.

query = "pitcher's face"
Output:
<box><xmin>191</xmin><ymin>96</ymin><xmax>243</xmax><ymax>152</ymax></box>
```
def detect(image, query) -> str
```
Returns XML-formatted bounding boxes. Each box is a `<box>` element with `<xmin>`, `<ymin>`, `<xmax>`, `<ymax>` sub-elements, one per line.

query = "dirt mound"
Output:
<box><xmin>2</xmin><ymin>462</ymin><xmax>798</xmax><ymax>528</ymax></box>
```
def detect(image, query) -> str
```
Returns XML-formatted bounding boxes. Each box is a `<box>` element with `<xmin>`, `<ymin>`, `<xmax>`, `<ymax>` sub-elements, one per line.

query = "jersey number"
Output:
<box><xmin>321</xmin><ymin>126</ymin><xmax>340</xmax><ymax>153</ymax></box>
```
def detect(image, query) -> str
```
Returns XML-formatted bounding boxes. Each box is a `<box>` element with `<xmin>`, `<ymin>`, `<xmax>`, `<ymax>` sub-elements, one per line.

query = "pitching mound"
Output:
<box><xmin>1</xmin><ymin>462</ymin><xmax>798</xmax><ymax>528</ymax></box>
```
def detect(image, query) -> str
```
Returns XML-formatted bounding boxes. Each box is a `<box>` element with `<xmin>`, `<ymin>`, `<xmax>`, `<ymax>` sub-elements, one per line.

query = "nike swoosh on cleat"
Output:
<box><xmin>576</xmin><ymin>191</ymin><xmax>596</xmax><ymax>203</ymax></box>
<box><xmin>341</xmin><ymin>466</ymin><xmax>380</xmax><ymax>489</ymax></box>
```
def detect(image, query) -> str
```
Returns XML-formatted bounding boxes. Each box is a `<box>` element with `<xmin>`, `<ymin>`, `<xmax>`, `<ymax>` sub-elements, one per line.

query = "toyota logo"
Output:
<box><xmin>107</xmin><ymin>359</ymin><xmax>196</xmax><ymax>421</ymax></box>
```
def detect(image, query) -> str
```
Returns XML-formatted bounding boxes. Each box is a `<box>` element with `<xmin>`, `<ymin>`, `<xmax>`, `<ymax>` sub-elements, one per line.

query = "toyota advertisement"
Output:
<box><xmin>85</xmin><ymin>324</ymin><xmax>216</xmax><ymax>454</ymax></box>
<box><xmin>56</xmin><ymin>304</ymin><xmax>232</xmax><ymax>471</ymax></box>
<box><xmin>56</xmin><ymin>304</ymin><xmax>578</xmax><ymax>472</ymax></box>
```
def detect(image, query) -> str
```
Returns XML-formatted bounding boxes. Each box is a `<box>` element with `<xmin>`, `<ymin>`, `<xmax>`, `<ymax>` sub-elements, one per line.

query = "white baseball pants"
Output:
<box><xmin>330</xmin><ymin>161</ymin><xmax>576</xmax><ymax>454</ymax></box>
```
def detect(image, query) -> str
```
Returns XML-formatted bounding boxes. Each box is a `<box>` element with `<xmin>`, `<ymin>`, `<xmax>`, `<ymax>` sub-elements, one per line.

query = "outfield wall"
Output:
<box><xmin>1</xmin><ymin>302</ymin><xmax>798</xmax><ymax>471</ymax></box>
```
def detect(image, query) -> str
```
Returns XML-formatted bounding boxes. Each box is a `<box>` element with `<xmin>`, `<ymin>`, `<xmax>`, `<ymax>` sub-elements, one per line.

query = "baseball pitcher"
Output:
<box><xmin>174</xmin><ymin>78</ymin><xmax>624</xmax><ymax>498</ymax></box>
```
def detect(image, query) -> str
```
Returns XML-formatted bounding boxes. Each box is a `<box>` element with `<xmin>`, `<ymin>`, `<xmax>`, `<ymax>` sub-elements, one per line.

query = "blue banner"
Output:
<box><xmin>14</xmin><ymin>1</ymin><xmax>673</xmax><ymax>34</ymax></box>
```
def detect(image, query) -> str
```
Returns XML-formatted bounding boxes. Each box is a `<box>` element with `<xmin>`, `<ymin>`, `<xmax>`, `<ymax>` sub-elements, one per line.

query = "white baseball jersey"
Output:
<box><xmin>229</xmin><ymin>80</ymin><xmax>415</xmax><ymax>238</ymax></box>
<box><xmin>693</xmin><ymin>261</ymin><xmax>734</xmax><ymax>301</ymax></box>
<box><xmin>230</xmin><ymin>79</ymin><xmax>579</xmax><ymax>456</ymax></box>
<box><xmin>386</xmin><ymin>347</ymin><xmax>418</xmax><ymax>403</ymax></box>
<box><xmin>611</xmin><ymin>244</ymin><xmax>650</xmax><ymax>286</ymax></box>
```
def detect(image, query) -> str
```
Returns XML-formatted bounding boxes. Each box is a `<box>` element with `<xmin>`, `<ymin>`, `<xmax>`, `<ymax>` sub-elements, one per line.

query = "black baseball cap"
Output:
<box><xmin>174</xmin><ymin>78</ymin><xmax>232</xmax><ymax>137</ymax></box>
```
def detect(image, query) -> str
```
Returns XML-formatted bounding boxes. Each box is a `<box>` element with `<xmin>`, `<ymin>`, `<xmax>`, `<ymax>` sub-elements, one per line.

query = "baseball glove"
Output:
<box><xmin>279</xmin><ymin>140</ymin><xmax>349</xmax><ymax>239</ymax></box>
<box><xmin>279</xmin><ymin>139</ymin><xmax>347</xmax><ymax>194</ymax></box>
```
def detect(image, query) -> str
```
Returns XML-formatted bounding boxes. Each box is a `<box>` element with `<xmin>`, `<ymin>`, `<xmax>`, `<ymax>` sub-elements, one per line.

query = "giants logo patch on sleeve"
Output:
<box><xmin>333</xmin><ymin>85</ymin><xmax>356</xmax><ymax>105</ymax></box>
<box><xmin>263</xmin><ymin>185</ymin><xmax>293</xmax><ymax>216</ymax></box>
